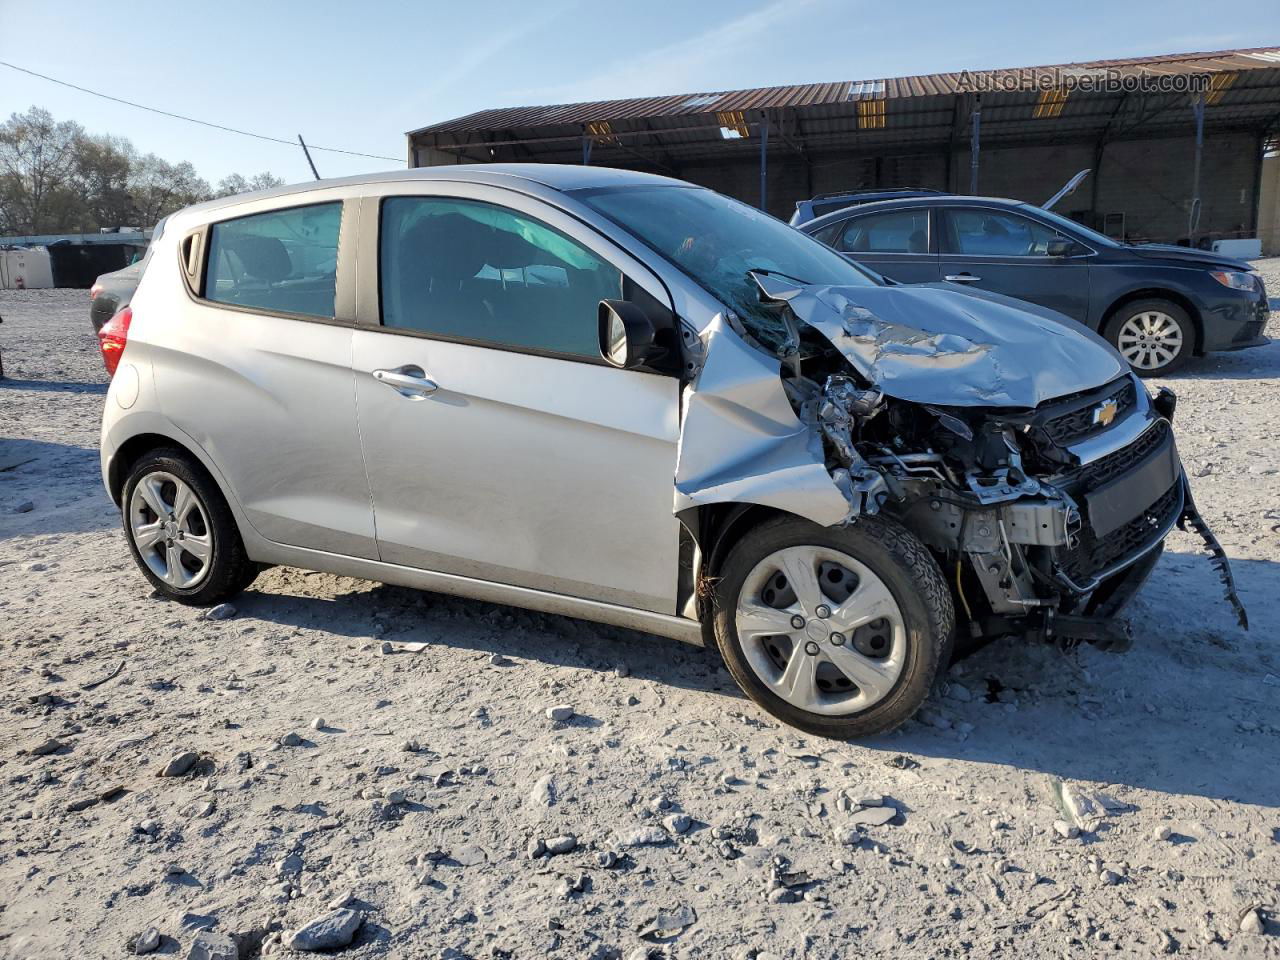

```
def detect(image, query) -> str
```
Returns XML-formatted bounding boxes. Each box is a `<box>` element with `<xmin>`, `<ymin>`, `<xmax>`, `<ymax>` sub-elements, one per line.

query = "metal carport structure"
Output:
<box><xmin>408</xmin><ymin>47</ymin><xmax>1280</xmax><ymax>246</ymax></box>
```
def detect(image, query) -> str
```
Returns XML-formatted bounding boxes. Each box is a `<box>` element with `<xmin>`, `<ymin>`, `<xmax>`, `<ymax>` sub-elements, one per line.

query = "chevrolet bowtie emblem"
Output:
<box><xmin>1092</xmin><ymin>398</ymin><xmax>1119</xmax><ymax>427</ymax></box>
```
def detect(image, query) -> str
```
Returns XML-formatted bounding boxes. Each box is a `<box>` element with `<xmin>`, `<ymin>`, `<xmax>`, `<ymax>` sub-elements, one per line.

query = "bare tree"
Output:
<box><xmin>215</xmin><ymin>171</ymin><xmax>286</xmax><ymax>198</ymax></box>
<box><xmin>0</xmin><ymin>107</ymin><xmax>84</xmax><ymax>234</ymax></box>
<box><xmin>128</xmin><ymin>154</ymin><xmax>212</xmax><ymax>226</ymax></box>
<box><xmin>0</xmin><ymin>106</ymin><xmax>286</xmax><ymax>234</ymax></box>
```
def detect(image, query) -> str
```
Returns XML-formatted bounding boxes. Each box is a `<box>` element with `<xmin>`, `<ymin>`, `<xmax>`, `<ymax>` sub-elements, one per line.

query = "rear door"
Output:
<box><xmin>938</xmin><ymin>206</ymin><xmax>1090</xmax><ymax>322</ymax></box>
<box><xmin>350</xmin><ymin>187</ymin><xmax>682</xmax><ymax>614</ymax></box>
<box><xmin>823</xmin><ymin>207</ymin><xmax>939</xmax><ymax>284</ymax></box>
<box><xmin>154</xmin><ymin>198</ymin><xmax>377</xmax><ymax>559</ymax></box>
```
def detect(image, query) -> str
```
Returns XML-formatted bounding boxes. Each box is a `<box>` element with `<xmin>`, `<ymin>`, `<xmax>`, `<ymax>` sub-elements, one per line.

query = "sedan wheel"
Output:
<box><xmin>129</xmin><ymin>471</ymin><xmax>213</xmax><ymax>589</ymax></box>
<box><xmin>1116</xmin><ymin>311</ymin><xmax>1184</xmax><ymax>372</ymax></box>
<box><xmin>736</xmin><ymin>546</ymin><xmax>906</xmax><ymax>716</ymax></box>
<box><xmin>1104</xmin><ymin>299</ymin><xmax>1193</xmax><ymax>376</ymax></box>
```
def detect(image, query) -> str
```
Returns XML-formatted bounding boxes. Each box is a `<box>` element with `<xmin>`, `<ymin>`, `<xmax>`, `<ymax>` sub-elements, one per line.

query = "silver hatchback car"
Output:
<box><xmin>98</xmin><ymin>165</ymin><xmax>1244</xmax><ymax>737</ymax></box>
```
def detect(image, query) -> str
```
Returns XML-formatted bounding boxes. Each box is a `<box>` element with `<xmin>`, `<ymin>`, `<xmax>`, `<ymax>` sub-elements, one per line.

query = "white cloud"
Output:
<box><xmin>415</xmin><ymin>0</ymin><xmax>581</xmax><ymax>108</ymax></box>
<box><xmin>512</xmin><ymin>0</ymin><xmax>827</xmax><ymax>104</ymax></box>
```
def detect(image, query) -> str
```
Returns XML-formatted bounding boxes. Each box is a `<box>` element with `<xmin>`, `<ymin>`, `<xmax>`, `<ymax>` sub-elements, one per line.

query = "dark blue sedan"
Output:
<box><xmin>797</xmin><ymin>195</ymin><xmax>1270</xmax><ymax>376</ymax></box>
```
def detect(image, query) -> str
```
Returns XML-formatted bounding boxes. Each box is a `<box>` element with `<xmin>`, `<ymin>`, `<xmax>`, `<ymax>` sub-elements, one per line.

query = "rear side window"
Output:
<box><xmin>204</xmin><ymin>203</ymin><xmax>341</xmax><ymax>318</ymax></box>
<box><xmin>838</xmin><ymin>209</ymin><xmax>929</xmax><ymax>254</ymax></box>
<box><xmin>379</xmin><ymin>197</ymin><xmax>623</xmax><ymax>358</ymax></box>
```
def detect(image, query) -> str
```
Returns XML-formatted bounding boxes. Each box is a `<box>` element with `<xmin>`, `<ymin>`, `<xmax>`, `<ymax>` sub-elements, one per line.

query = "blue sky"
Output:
<box><xmin>2</xmin><ymin>0</ymin><xmax>1276</xmax><ymax>185</ymax></box>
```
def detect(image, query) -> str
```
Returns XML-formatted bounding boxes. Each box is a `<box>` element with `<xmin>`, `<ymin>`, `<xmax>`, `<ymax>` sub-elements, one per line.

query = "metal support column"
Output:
<box><xmin>1189</xmin><ymin>92</ymin><xmax>1205</xmax><ymax>244</ymax></box>
<box><xmin>760</xmin><ymin>112</ymin><xmax>770</xmax><ymax>211</ymax></box>
<box><xmin>582</xmin><ymin>136</ymin><xmax>593</xmax><ymax>165</ymax></box>
<box><xmin>968</xmin><ymin>96</ymin><xmax>982</xmax><ymax>195</ymax></box>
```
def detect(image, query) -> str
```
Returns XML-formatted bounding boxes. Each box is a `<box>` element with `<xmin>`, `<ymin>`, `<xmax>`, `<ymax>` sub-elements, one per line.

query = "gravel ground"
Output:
<box><xmin>0</xmin><ymin>278</ymin><xmax>1277</xmax><ymax>960</ymax></box>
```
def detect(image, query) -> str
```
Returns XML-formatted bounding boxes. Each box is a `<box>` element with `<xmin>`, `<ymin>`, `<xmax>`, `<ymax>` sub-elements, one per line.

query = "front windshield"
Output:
<box><xmin>1022</xmin><ymin>204</ymin><xmax>1117</xmax><ymax>248</ymax></box>
<box><xmin>580</xmin><ymin>185</ymin><xmax>879</xmax><ymax>340</ymax></box>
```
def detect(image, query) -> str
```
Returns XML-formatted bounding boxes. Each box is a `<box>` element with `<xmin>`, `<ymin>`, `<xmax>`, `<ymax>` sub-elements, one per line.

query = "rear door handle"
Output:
<box><xmin>944</xmin><ymin>274</ymin><xmax>981</xmax><ymax>283</ymax></box>
<box><xmin>373</xmin><ymin>365</ymin><xmax>438</xmax><ymax>399</ymax></box>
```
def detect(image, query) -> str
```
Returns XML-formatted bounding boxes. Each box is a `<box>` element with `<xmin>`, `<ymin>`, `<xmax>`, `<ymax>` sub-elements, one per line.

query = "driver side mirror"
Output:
<box><xmin>1047</xmin><ymin>238</ymin><xmax>1075</xmax><ymax>257</ymax></box>
<box><xmin>599</xmin><ymin>300</ymin><xmax>665</xmax><ymax>369</ymax></box>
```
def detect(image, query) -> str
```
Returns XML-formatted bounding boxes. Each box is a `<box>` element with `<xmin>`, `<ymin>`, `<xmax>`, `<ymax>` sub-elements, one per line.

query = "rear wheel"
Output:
<box><xmin>1104</xmin><ymin>299</ymin><xmax>1192</xmax><ymax>376</ymax></box>
<box><xmin>121</xmin><ymin>448</ymin><xmax>257</xmax><ymax>605</ymax></box>
<box><xmin>713</xmin><ymin>515</ymin><xmax>953</xmax><ymax>738</ymax></box>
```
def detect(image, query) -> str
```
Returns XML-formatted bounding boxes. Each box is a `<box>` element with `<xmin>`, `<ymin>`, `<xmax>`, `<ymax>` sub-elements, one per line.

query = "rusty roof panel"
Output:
<box><xmin>411</xmin><ymin>47</ymin><xmax>1280</xmax><ymax>137</ymax></box>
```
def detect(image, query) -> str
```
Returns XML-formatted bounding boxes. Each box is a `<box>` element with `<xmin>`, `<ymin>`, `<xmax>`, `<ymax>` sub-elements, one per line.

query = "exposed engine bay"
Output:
<box><xmin>675</xmin><ymin>273</ymin><xmax>1248</xmax><ymax>651</ymax></box>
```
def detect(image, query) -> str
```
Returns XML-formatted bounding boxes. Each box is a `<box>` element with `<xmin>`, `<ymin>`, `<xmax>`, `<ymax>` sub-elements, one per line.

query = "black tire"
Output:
<box><xmin>1103</xmin><ymin>298</ymin><xmax>1193</xmax><ymax>377</ymax></box>
<box><xmin>121</xmin><ymin>447</ymin><xmax>257</xmax><ymax>606</ymax></box>
<box><xmin>713</xmin><ymin>514</ymin><xmax>954</xmax><ymax>739</ymax></box>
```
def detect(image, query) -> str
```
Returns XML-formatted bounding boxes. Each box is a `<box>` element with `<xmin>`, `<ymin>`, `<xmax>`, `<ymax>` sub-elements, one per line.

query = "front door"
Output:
<box><xmin>828</xmin><ymin>207</ymin><xmax>939</xmax><ymax>284</ymax></box>
<box><xmin>351</xmin><ymin>191</ymin><xmax>682</xmax><ymax>614</ymax></box>
<box><xmin>938</xmin><ymin>206</ymin><xmax>1090</xmax><ymax>323</ymax></box>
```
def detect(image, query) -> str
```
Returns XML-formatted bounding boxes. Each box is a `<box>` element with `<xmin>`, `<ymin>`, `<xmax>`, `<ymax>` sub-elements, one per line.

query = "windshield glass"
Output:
<box><xmin>580</xmin><ymin>185</ymin><xmax>879</xmax><ymax>341</ymax></box>
<box><xmin>1020</xmin><ymin>204</ymin><xmax>1118</xmax><ymax>248</ymax></box>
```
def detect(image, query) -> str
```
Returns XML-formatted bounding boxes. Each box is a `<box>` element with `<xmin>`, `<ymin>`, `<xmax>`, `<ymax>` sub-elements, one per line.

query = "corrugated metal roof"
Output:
<box><xmin>410</xmin><ymin>46</ymin><xmax>1280</xmax><ymax>136</ymax></box>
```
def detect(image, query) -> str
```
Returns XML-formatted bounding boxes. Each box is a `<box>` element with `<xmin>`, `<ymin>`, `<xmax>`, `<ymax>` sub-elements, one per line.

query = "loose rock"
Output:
<box><xmin>28</xmin><ymin>737</ymin><xmax>63</xmax><ymax>756</ymax></box>
<box><xmin>849</xmin><ymin>805</ymin><xmax>897</xmax><ymax>827</ymax></box>
<box><xmin>159</xmin><ymin>751</ymin><xmax>199</xmax><ymax>777</ymax></box>
<box><xmin>285</xmin><ymin>908</ymin><xmax>364</xmax><ymax>951</ymax></box>
<box><xmin>132</xmin><ymin>927</ymin><xmax>161</xmax><ymax>955</ymax></box>
<box><xmin>529</xmin><ymin>774</ymin><xmax>556</xmax><ymax>807</ymax></box>
<box><xmin>545</xmin><ymin>834</ymin><xmax>577</xmax><ymax>855</ymax></box>
<box><xmin>545</xmin><ymin>705</ymin><xmax>574</xmax><ymax>722</ymax></box>
<box><xmin>186</xmin><ymin>930</ymin><xmax>237</xmax><ymax>960</ymax></box>
<box><xmin>664</xmin><ymin>813</ymin><xmax>692</xmax><ymax>835</ymax></box>
<box><xmin>205</xmin><ymin>603</ymin><xmax>236</xmax><ymax>621</ymax></box>
<box><xmin>623</xmin><ymin>824</ymin><xmax>669</xmax><ymax>847</ymax></box>
<box><xmin>1239</xmin><ymin>909</ymin><xmax>1264</xmax><ymax>934</ymax></box>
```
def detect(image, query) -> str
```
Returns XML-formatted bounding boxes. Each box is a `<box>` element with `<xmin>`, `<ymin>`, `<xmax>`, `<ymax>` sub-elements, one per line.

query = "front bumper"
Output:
<box><xmin>952</xmin><ymin>382</ymin><xmax>1246</xmax><ymax>643</ymax></box>
<box><xmin>1199</xmin><ymin>288</ymin><xmax>1270</xmax><ymax>353</ymax></box>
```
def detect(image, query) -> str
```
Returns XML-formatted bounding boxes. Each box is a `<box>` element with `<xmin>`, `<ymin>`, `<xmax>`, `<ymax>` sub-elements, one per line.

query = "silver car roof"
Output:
<box><xmin>180</xmin><ymin>164</ymin><xmax>691</xmax><ymax>219</ymax></box>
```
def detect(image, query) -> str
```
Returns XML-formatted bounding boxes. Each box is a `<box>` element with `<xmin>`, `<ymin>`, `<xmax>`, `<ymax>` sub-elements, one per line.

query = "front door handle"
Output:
<box><xmin>944</xmin><ymin>273</ymin><xmax>981</xmax><ymax>283</ymax></box>
<box><xmin>373</xmin><ymin>365</ymin><xmax>438</xmax><ymax>399</ymax></box>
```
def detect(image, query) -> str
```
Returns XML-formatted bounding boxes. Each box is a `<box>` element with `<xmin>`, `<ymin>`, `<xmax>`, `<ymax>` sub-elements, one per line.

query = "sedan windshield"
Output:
<box><xmin>580</xmin><ymin>185</ymin><xmax>879</xmax><ymax>343</ymax></box>
<box><xmin>1021</xmin><ymin>204</ymin><xmax>1118</xmax><ymax>248</ymax></box>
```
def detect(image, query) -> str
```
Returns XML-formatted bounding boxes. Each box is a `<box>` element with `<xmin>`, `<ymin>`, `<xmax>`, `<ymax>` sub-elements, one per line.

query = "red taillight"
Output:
<box><xmin>98</xmin><ymin>306</ymin><xmax>132</xmax><ymax>377</ymax></box>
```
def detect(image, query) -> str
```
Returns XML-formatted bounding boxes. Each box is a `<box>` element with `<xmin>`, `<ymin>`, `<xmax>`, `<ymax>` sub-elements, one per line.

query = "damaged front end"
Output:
<box><xmin>677</xmin><ymin>274</ymin><xmax>1247</xmax><ymax>651</ymax></box>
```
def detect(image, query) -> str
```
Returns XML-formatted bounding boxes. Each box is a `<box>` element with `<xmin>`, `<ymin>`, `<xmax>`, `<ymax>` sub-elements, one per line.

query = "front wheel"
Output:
<box><xmin>1104</xmin><ymin>299</ymin><xmax>1193</xmax><ymax>376</ymax></box>
<box><xmin>713</xmin><ymin>515</ymin><xmax>954</xmax><ymax>738</ymax></box>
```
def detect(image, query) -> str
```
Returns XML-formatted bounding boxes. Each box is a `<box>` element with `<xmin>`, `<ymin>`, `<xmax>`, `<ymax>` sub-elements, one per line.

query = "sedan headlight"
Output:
<box><xmin>1209</xmin><ymin>270</ymin><xmax>1258</xmax><ymax>292</ymax></box>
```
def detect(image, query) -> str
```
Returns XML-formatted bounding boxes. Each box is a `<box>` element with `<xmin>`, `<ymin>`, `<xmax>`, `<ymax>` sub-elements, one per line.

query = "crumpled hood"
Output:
<box><xmin>752</xmin><ymin>273</ymin><xmax>1127</xmax><ymax>408</ymax></box>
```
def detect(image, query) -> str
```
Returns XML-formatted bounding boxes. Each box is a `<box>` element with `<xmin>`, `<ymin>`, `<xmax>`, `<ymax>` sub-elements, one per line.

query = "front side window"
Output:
<box><xmin>380</xmin><ymin>197</ymin><xmax>623</xmax><ymax>358</ymax></box>
<box><xmin>204</xmin><ymin>202</ymin><xmax>341</xmax><ymax>318</ymax></box>
<box><xmin>838</xmin><ymin>209</ymin><xmax>929</xmax><ymax>254</ymax></box>
<box><xmin>945</xmin><ymin>208</ymin><xmax>1061</xmax><ymax>257</ymax></box>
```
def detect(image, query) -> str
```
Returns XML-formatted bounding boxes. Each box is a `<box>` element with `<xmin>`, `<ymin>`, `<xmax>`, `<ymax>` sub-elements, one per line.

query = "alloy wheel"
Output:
<box><xmin>128</xmin><ymin>470</ymin><xmax>213</xmax><ymax>589</ymax></box>
<box><xmin>734</xmin><ymin>545</ymin><xmax>906</xmax><ymax>716</ymax></box>
<box><xmin>1117</xmin><ymin>311</ymin><xmax>1184</xmax><ymax>371</ymax></box>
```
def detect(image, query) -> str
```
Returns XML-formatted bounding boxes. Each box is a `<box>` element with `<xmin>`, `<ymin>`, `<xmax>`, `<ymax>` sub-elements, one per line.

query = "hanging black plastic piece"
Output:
<box><xmin>1177</xmin><ymin>477</ymin><xmax>1248</xmax><ymax>630</ymax></box>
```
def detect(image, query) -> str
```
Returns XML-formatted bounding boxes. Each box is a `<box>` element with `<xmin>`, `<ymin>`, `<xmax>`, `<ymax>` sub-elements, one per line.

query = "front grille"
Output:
<box><xmin>1058</xmin><ymin>479</ymin><xmax>1182</xmax><ymax>582</ymax></box>
<box><xmin>1070</xmin><ymin>419</ymin><xmax>1169</xmax><ymax>495</ymax></box>
<box><xmin>1042</xmin><ymin>379</ymin><xmax>1136</xmax><ymax>446</ymax></box>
